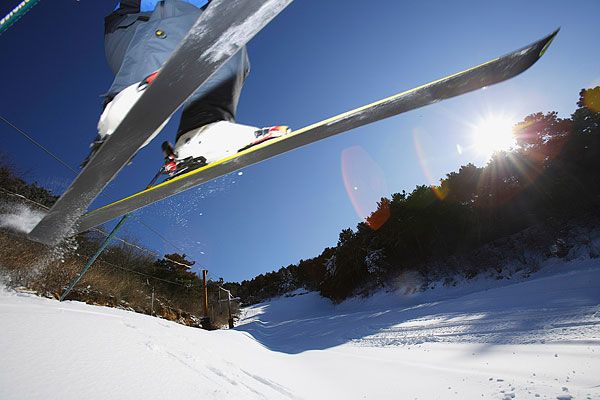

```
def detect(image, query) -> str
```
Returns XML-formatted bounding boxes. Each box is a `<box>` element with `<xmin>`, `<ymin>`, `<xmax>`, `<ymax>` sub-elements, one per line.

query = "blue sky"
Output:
<box><xmin>1</xmin><ymin>1</ymin><xmax>599</xmax><ymax>281</ymax></box>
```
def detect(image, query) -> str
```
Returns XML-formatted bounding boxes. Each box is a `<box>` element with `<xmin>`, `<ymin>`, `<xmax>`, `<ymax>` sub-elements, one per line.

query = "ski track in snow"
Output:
<box><xmin>1</xmin><ymin>259</ymin><xmax>599</xmax><ymax>399</ymax></box>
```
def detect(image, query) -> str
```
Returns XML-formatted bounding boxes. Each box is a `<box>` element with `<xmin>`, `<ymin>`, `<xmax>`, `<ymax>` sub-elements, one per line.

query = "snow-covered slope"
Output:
<box><xmin>2</xmin><ymin>258</ymin><xmax>599</xmax><ymax>400</ymax></box>
<box><xmin>239</xmin><ymin>259</ymin><xmax>600</xmax><ymax>352</ymax></box>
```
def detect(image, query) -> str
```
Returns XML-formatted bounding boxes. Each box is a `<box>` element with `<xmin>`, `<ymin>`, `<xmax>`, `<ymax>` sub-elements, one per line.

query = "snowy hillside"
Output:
<box><xmin>2</xmin><ymin>258</ymin><xmax>599</xmax><ymax>399</ymax></box>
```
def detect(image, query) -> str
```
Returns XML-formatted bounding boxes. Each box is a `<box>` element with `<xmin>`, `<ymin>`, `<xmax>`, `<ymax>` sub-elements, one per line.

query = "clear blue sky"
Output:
<box><xmin>1</xmin><ymin>0</ymin><xmax>599</xmax><ymax>281</ymax></box>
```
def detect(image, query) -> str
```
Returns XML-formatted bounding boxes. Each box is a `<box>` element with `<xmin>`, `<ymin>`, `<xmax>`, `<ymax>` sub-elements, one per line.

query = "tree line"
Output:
<box><xmin>227</xmin><ymin>87</ymin><xmax>600</xmax><ymax>303</ymax></box>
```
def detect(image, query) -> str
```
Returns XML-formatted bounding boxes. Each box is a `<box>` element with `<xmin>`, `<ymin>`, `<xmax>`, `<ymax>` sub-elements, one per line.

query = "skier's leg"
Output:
<box><xmin>84</xmin><ymin>1</ymin><xmax>203</xmax><ymax>167</ymax></box>
<box><xmin>176</xmin><ymin>47</ymin><xmax>251</xmax><ymax>138</ymax></box>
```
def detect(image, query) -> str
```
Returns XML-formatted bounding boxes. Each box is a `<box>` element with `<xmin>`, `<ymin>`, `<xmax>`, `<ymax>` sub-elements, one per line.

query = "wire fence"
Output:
<box><xmin>0</xmin><ymin>115</ymin><xmax>240</xmax><ymax>327</ymax></box>
<box><xmin>0</xmin><ymin>193</ymin><xmax>240</xmax><ymax>328</ymax></box>
<box><xmin>0</xmin><ymin>185</ymin><xmax>201</xmax><ymax>275</ymax></box>
<box><xmin>0</xmin><ymin>114</ymin><xmax>184</xmax><ymax>256</ymax></box>
<box><xmin>0</xmin><ymin>221</ymin><xmax>241</xmax><ymax>327</ymax></box>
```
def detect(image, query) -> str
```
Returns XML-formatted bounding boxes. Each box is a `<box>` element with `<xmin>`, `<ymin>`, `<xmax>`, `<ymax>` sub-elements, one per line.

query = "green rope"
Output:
<box><xmin>0</xmin><ymin>0</ymin><xmax>41</xmax><ymax>36</ymax></box>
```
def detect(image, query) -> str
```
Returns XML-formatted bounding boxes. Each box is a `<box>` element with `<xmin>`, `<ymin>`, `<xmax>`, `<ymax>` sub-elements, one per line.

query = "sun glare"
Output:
<box><xmin>472</xmin><ymin>115</ymin><xmax>517</xmax><ymax>159</ymax></box>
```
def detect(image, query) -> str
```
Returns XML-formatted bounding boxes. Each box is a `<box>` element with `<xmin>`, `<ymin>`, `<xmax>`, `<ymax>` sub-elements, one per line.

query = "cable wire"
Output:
<box><xmin>0</xmin><ymin>226</ymin><xmax>201</xmax><ymax>288</ymax></box>
<box><xmin>0</xmin><ymin>187</ymin><xmax>201</xmax><ymax>271</ymax></box>
<box><xmin>0</xmin><ymin>115</ymin><xmax>188</xmax><ymax>256</ymax></box>
<box><xmin>132</xmin><ymin>218</ymin><xmax>186</xmax><ymax>253</ymax></box>
<box><xmin>87</xmin><ymin>255</ymin><xmax>202</xmax><ymax>288</ymax></box>
<box><xmin>0</xmin><ymin>115</ymin><xmax>78</xmax><ymax>174</ymax></box>
<box><xmin>0</xmin><ymin>187</ymin><xmax>161</xmax><ymax>258</ymax></box>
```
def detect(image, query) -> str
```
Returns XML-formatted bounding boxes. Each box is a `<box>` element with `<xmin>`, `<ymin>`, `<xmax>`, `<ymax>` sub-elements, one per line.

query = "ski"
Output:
<box><xmin>27</xmin><ymin>0</ymin><xmax>293</xmax><ymax>245</ymax></box>
<box><xmin>68</xmin><ymin>30</ymin><xmax>559</xmax><ymax>237</ymax></box>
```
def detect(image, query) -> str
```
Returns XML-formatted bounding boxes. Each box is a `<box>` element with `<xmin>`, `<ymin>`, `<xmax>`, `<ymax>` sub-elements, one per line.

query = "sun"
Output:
<box><xmin>472</xmin><ymin>115</ymin><xmax>517</xmax><ymax>159</ymax></box>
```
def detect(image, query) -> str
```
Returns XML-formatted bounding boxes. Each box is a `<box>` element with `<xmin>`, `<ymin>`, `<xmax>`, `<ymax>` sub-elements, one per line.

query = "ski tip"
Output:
<box><xmin>538</xmin><ymin>28</ymin><xmax>560</xmax><ymax>58</ymax></box>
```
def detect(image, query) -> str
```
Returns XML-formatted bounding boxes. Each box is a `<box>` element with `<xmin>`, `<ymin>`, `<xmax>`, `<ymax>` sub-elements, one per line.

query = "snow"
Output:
<box><xmin>0</xmin><ymin>203</ymin><xmax>44</xmax><ymax>234</ymax></box>
<box><xmin>324</xmin><ymin>254</ymin><xmax>336</xmax><ymax>276</ymax></box>
<box><xmin>1</xmin><ymin>259</ymin><xmax>599</xmax><ymax>399</ymax></box>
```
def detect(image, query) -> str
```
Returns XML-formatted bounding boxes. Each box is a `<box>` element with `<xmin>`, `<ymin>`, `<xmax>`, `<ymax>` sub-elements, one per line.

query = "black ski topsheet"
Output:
<box><xmin>75</xmin><ymin>29</ymin><xmax>558</xmax><ymax>235</ymax></box>
<box><xmin>27</xmin><ymin>0</ymin><xmax>293</xmax><ymax>245</ymax></box>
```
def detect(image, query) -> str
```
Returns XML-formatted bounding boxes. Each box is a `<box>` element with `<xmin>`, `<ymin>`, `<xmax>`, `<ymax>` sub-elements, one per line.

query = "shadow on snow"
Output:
<box><xmin>235</xmin><ymin>264</ymin><xmax>600</xmax><ymax>354</ymax></box>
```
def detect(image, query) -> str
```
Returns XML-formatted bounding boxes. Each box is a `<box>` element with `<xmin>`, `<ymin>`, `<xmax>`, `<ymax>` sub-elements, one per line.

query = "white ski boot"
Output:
<box><xmin>162</xmin><ymin>121</ymin><xmax>290</xmax><ymax>176</ymax></box>
<box><xmin>82</xmin><ymin>71</ymin><xmax>167</xmax><ymax>167</ymax></box>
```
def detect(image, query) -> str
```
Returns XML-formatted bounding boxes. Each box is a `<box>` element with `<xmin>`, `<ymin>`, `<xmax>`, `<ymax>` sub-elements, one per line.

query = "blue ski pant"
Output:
<box><xmin>104</xmin><ymin>0</ymin><xmax>250</xmax><ymax>139</ymax></box>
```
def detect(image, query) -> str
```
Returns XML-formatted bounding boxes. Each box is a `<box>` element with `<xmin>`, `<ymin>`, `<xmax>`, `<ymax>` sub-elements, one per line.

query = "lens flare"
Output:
<box><xmin>341</xmin><ymin>146</ymin><xmax>389</xmax><ymax>228</ymax></box>
<box><xmin>413</xmin><ymin>128</ymin><xmax>445</xmax><ymax>200</ymax></box>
